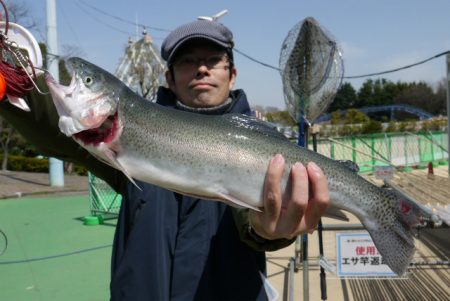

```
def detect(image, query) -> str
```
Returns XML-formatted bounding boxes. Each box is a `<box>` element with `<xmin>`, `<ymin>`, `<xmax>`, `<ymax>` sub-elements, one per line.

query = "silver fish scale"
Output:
<box><xmin>117</xmin><ymin>93</ymin><xmax>288</xmax><ymax>200</ymax></box>
<box><xmin>118</xmin><ymin>88</ymin><xmax>401</xmax><ymax>222</ymax></box>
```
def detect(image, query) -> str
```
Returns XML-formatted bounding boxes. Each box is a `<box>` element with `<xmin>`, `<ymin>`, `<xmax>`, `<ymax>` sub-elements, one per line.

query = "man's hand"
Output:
<box><xmin>249</xmin><ymin>154</ymin><xmax>329</xmax><ymax>240</ymax></box>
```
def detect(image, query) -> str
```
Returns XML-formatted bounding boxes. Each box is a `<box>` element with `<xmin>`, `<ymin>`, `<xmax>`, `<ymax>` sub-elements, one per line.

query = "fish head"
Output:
<box><xmin>45</xmin><ymin>57</ymin><xmax>122</xmax><ymax>146</ymax></box>
<box><xmin>46</xmin><ymin>57</ymin><xmax>139</xmax><ymax>186</ymax></box>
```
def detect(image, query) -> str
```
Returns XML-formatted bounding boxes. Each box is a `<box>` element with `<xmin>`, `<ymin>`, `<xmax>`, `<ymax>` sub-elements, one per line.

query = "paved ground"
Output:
<box><xmin>0</xmin><ymin>171</ymin><xmax>89</xmax><ymax>199</ymax></box>
<box><xmin>0</xmin><ymin>194</ymin><xmax>115</xmax><ymax>301</ymax></box>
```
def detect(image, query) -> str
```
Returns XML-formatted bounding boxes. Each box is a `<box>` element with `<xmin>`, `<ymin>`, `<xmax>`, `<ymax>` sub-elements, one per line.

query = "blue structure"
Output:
<box><xmin>315</xmin><ymin>104</ymin><xmax>433</xmax><ymax>123</ymax></box>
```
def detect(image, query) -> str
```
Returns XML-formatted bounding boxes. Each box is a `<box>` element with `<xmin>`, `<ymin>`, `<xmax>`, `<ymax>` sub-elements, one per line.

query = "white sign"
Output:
<box><xmin>336</xmin><ymin>233</ymin><xmax>396</xmax><ymax>277</ymax></box>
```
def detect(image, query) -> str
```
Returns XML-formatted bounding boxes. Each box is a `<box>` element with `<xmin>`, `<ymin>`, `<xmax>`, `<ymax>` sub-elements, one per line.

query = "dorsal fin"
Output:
<box><xmin>338</xmin><ymin>160</ymin><xmax>360</xmax><ymax>172</ymax></box>
<box><xmin>222</xmin><ymin>113</ymin><xmax>288</xmax><ymax>140</ymax></box>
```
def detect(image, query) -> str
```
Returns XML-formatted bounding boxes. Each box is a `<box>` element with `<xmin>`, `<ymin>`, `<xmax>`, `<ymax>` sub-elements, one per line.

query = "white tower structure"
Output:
<box><xmin>115</xmin><ymin>28</ymin><xmax>166</xmax><ymax>101</ymax></box>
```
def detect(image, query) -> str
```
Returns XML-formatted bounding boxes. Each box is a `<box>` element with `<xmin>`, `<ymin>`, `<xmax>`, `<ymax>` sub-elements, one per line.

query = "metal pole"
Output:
<box><xmin>312</xmin><ymin>131</ymin><xmax>327</xmax><ymax>301</ymax></box>
<box><xmin>446</xmin><ymin>54</ymin><xmax>450</xmax><ymax>177</ymax></box>
<box><xmin>296</xmin><ymin>116</ymin><xmax>309</xmax><ymax>301</ymax></box>
<box><xmin>288</xmin><ymin>258</ymin><xmax>295</xmax><ymax>301</ymax></box>
<box><xmin>46</xmin><ymin>0</ymin><xmax>64</xmax><ymax>187</ymax></box>
<box><xmin>318</xmin><ymin>220</ymin><xmax>327</xmax><ymax>300</ymax></box>
<box><xmin>302</xmin><ymin>233</ymin><xmax>309</xmax><ymax>301</ymax></box>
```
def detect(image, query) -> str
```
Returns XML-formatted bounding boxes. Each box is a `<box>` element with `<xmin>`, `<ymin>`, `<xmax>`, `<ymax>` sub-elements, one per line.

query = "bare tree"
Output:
<box><xmin>0</xmin><ymin>116</ymin><xmax>14</xmax><ymax>170</ymax></box>
<box><xmin>61</xmin><ymin>44</ymin><xmax>86</xmax><ymax>58</ymax></box>
<box><xmin>3</xmin><ymin>0</ymin><xmax>37</xmax><ymax>29</ymax></box>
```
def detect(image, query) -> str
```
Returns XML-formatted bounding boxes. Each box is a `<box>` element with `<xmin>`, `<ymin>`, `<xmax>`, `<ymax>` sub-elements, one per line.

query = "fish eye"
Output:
<box><xmin>84</xmin><ymin>76</ymin><xmax>93</xmax><ymax>86</ymax></box>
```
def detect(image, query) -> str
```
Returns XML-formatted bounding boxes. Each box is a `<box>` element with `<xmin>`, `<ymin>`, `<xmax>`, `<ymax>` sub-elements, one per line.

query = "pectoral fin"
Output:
<box><xmin>100</xmin><ymin>147</ymin><xmax>141</xmax><ymax>191</ymax></box>
<box><xmin>168</xmin><ymin>189</ymin><xmax>262</xmax><ymax>212</ymax></box>
<box><xmin>216</xmin><ymin>192</ymin><xmax>262</xmax><ymax>212</ymax></box>
<box><xmin>323</xmin><ymin>205</ymin><xmax>349</xmax><ymax>221</ymax></box>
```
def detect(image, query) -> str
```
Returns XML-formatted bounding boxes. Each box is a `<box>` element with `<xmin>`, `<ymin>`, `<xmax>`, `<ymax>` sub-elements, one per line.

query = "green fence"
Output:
<box><xmin>88</xmin><ymin>173</ymin><xmax>122</xmax><ymax>217</ymax></box>
<box><xmin>313</xmin><ymin>131</ymin><xmax>448</xmax><ymax>172</ymax></box>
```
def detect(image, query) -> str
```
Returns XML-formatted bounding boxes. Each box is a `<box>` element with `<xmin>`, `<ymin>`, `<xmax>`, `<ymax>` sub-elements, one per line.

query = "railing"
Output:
<box><xmin>312</xmin><ymin>131</ymin><xmax>448</xmax><ymax>172</ymax></box>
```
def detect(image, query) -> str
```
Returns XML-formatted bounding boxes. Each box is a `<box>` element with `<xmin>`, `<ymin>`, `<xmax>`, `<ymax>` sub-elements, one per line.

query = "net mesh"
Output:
<box><xmin>88</xmin><ymin>172</ymin><xmax>122</xmax><ymax>216</ymax></box>
<box><xmin>279</xmin><ymin>17</ymin><xmax>344</xmax><ymax>122</ymax></box>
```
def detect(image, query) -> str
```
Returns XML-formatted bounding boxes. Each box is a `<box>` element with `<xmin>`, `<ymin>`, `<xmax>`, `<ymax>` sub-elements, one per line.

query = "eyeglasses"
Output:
<box><xmin>172</xmin><ymin>54</ymin><xmax>230</xmax><ymax>72</ymax></box>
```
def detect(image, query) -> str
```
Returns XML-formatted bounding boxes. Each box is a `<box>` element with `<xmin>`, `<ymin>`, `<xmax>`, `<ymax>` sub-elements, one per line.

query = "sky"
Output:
<box><xmin>15</xmin><ymin>0</ymin><xmax>450</xmax><ymax>109</ymax></box>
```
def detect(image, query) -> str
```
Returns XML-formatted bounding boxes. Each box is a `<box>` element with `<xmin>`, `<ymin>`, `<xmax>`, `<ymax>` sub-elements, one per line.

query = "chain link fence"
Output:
<box><xmin>313</xmin><ymin>131</ymin><xmax>448</xmax><ymax>172</ymax></box>
<box><xmin>88</xmin><ymin>173</ymin><xmax>122</xmax><ymax>218</ymax></box>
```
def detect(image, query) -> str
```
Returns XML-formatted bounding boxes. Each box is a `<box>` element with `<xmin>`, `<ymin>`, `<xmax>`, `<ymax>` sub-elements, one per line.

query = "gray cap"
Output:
<box><xmin>161</xmin><ymin>19</ymin><xmax>234</xmax><ymax>64</ymax></box>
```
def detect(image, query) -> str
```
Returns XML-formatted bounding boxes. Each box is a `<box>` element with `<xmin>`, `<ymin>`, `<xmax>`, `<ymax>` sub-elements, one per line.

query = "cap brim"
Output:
<box><xmin>167</xmin><ymin>35</ymin><xmax>230</xmax><ymax>64</ymax></box>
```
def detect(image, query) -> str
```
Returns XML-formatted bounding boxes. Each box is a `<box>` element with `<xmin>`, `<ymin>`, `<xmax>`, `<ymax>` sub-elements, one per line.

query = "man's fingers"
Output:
<box><xmin>304</xmin><ymin>162</ymin><xmax>329</xmax><ymax>231</ymax></box>
<box><xmin>252</xmin><ymin>159</ymin><xmax>330</xmax><ymax>240</ymax></box>
<box><xmin>262</xmin><ymin>154</ymin><xmax>285</xmax><ymax>234</ymax></box>
<box><xmin>282</xmin><ymin>162</ymin><xmax>309</xmax><ymax>237</ymax></box>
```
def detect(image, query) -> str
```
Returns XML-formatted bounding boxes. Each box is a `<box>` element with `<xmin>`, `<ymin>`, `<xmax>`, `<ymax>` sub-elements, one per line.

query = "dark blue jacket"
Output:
<box><xmin>110</xmin><ymin>88</ymin><xmax>268</xmax><ymax>301</ymax></box>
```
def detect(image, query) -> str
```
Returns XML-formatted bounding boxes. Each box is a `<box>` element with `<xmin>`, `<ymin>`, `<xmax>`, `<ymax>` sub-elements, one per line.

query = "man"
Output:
<box><xmin>0</xmin><ymin>19</ymin><xmax>329</xmax><ymax>300</ymax></box>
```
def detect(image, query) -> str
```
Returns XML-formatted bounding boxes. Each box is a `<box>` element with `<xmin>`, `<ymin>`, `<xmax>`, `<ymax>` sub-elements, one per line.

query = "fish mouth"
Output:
<box><xmin>45</xmin><ymin>72</ymin><xmax>75</xmax><ymax>94</ymax></box>
<box><xmin>73</xmin><ymin>111</ymin><xmax>120</xmax><ymax>146</ymax></box>
<box><xmin>46</xmin><ymin>71</ymin><xmax>117</xmax><ymax>138</ymax></box>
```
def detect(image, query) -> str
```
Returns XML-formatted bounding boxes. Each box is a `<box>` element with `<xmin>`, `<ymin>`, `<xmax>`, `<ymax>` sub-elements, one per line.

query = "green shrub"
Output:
<box><xmin>345</xmin><ymin>109</ymin><xmax>369</xmax><ymax>124</ymax></box>
<box><xmin>73</xmin><ymin>164</ymin><xmax>88</xmax><ymax>176</ymax></box>
<box><xmin>0</xmin><ymin>155</ymin><xmax>49</xmax><ymax>172</ymax></box>
<box><xmin>0</xmin><ymin>155</ymin><xmax>88</xmax><ymax>175</ymax></box>
<box><xmin>385</xmin><ymin>121</ymin><xmax>396</xmax><ymax>132</ymax></box>
<box><xmin>338</xmin><ymin>125</ymin><xmax>359</xmax><ymax>136</ymax></box>
<box><xmin>361</xmin><ymin>119</ymin><xmax>383</xmax><ymax>134</ymax></box>
<box><xmin>330</xmin><ymin>111</ymin><xmax>341</xmax><ymax>125</ymax></box>
<box><xmin>422</xmin><ymin>119</ymin><xmax>446</xmax><ymax>131</ymax></box>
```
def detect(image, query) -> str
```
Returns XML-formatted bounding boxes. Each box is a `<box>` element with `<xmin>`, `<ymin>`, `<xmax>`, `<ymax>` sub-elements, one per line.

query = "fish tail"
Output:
<box><xmin>363</xmin><ymin>218</ymin><xmax>415</xmax><ymax>276</ymax></box>
<box><xmin>362</xmin><ymin>186</ymin><xmax>441</xmax><ymax>276</ymax></box>
<box><xmin>361</xmin><ymin>187</ymin><xmax>427</xmax><ymax>276</ymax></box>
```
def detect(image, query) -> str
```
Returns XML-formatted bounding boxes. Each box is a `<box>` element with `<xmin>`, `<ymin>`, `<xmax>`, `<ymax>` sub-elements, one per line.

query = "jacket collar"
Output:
<box><xmin>155</xmin><ymin>87</ymin><xmax>251</xmax><ymax>115</ymax></box>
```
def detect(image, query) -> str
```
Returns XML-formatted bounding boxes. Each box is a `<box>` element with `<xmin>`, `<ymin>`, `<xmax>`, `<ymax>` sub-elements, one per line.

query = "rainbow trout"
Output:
<box><xmin>45</xmin><ymin>57</ymin><xmax>439</xmax><ymax>276</ymax></box>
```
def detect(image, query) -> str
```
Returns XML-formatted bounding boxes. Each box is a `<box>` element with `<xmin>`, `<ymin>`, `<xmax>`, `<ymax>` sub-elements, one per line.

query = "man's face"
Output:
<box><xmin>166</xmin><ymin>40</ymin><xmax>236</xmax><ymax>108</ymax></box>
